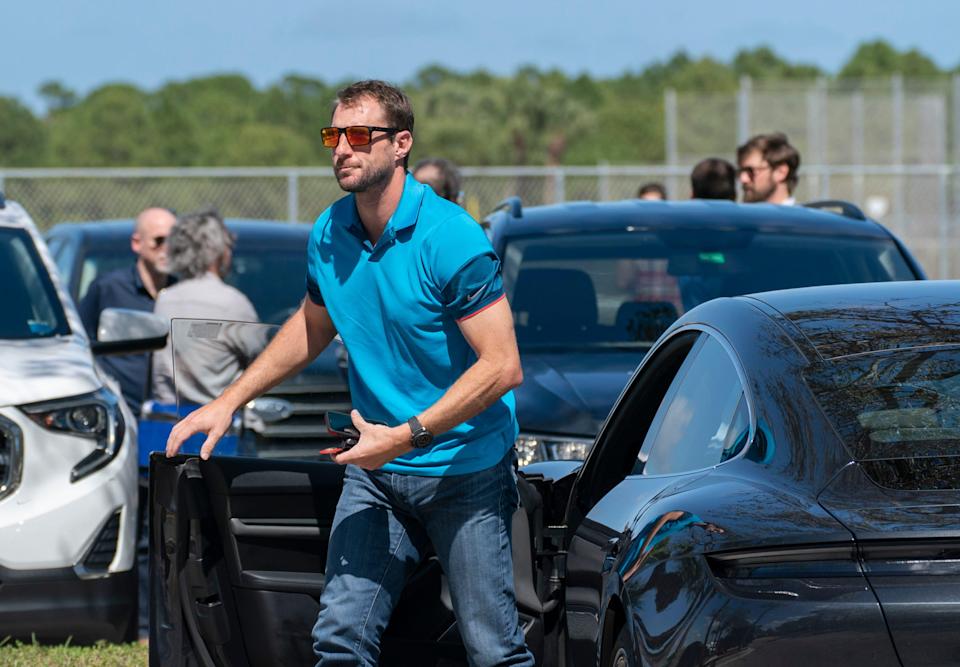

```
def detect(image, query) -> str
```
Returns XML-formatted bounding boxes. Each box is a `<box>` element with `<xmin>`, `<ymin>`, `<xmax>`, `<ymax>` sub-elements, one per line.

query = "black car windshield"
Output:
<box><xmin>806</xmin><ymin>347</ymin><xmax>960</xmax><ymax>489</ymax></box>
<box><xmin>0</xmin><ymin>228</ymin><xmax>70</xmax><ymax>340</ymax></box>
<box><xmin>502</xmin><ymin>230</ymin><xmax>916</xmax><ymax>349</ymax></box>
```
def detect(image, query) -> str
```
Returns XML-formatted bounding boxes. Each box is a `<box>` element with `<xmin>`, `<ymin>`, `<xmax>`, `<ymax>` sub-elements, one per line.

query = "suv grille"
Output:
<box><xmin>0</xmin><ymin>415</ymin><xmax>23</xmax><ymax>502</ymax></box>
<box><xmin>248</xmin><ymin>385</ymin><xmax>352</xmax><ymax>458</ymax></box>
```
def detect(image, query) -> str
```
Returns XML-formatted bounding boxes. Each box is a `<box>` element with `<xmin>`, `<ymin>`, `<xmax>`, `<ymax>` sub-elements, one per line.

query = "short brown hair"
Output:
<box><xmin>333</xmin><ymin>80</ymin><xmax>414</xmax><ymax>167</ymax></box>
<box><xmin>691</xmin><ymin>158</ymin><xmax>736</xmax><ymax>200</ymax></box>
<box><xmin>737</xmin><ymin>132</ymin><xmax>801</xmax><ymax>193</ymax></box>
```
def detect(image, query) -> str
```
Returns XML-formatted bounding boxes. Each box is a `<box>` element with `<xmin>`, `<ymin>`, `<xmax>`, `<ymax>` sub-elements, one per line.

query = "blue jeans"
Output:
<box><xmin>311</xmin><ymin>450</ymin><xmax>535</xmax><ymax>667</ymax></box>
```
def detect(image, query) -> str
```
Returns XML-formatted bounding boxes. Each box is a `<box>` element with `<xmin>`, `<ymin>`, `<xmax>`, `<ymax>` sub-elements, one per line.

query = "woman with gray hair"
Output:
<box><xmin>150</xmin><ymin>209</ymin><xmax>263</xmax><ymax>405</ymax></box>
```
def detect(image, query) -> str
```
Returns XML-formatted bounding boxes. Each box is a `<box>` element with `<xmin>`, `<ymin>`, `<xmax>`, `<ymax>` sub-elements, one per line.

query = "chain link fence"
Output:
<box><xmin>1</xmin><ymin>163</ymin><xmax>959</xmax><ymax>278</ymax></box>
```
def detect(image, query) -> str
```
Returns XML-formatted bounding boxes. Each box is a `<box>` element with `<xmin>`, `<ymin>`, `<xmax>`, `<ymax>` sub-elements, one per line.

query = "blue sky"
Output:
<box><xmin>4</xmin><ymin>0</ymin><xmax>957</xmax><ymax>111</ymax></box>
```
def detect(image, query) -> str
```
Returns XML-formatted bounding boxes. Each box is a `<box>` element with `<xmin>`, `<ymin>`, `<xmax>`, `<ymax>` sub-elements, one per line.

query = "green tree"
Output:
<box><xmin>0</xmin><ymin>97</ymin><xmax>47</xmax><ymax>166</ymax></box>
<box><xmin>48</xmin><ymin>84</ymin><xmax>158</xmax><ymax>166</ymax></box>
<box><xmin>220</xmin><ymin>124</ymin><xmax>315</xmax><ymax>166</ymax></box>
<box><xmin>733</xmin><ymin>46</ymin><xmax>822</xmax><ymax>80</ymax></box>
<box><xmin>839</xmin><ymin>40</ymin><xmax>942</xmax><ymax>78</ymax></box>
<box><xmin>37</xmin><ymin>80</ymin><xmax>78</xmax><ymax>114</ymax></box>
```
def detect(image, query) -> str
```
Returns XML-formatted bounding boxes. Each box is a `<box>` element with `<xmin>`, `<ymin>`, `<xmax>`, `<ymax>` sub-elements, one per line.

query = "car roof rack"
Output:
<box><xmin>490</xmin><ymin>196</ymin><xmax>523</xmax><ymax>219</ymax></box>
<box><xmin>804</xmin><ymin>200</ymin><xmax>866</xmax><ymax>221</ymax></box>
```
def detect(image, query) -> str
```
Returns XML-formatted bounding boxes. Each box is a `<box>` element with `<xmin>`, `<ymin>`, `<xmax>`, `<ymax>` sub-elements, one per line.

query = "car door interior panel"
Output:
<box><xmin>151</xmin><ymin>454</ymin><xmax>563</xmax><ymax>666</ymax></box>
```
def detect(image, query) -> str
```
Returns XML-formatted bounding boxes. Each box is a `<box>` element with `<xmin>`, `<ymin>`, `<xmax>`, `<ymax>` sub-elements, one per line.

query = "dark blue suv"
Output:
<box><xmin>45</xmin><ymin>219</ymin><xmax>351</xmax><ymax>464</ymax></box>
<box><xmin>486</xmin><ymin>198</ymin><xmax>925</xmax><ymax>464</ymax></box>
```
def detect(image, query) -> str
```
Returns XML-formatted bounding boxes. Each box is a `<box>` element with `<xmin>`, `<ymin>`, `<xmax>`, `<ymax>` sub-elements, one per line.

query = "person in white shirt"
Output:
<box><xmin>736</xmin><ymin>132</ymin><xmax>801</xmax><ymax>205</ymax></box>
<box><xmin>151</xmin><ymin>209</ymin><xmax>263</xmax><ymax>405</ymax></box>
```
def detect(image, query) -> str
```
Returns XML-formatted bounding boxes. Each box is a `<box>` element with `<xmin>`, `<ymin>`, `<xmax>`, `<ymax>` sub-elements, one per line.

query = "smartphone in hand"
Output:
<box><xmin>320</xmin><ymin>410</ymin><xmax>359</xmax><ymax>455</ymax></box>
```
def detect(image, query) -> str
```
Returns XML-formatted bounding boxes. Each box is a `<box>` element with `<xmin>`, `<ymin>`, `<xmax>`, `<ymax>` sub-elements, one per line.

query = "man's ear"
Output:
<box><xmin>130</xmin><ymin>233</ymin><xmax>141</xmax><ymax>254</ymax></box>
<box><xmin>772</xmin><ymin>163</ymin><xmax>790</xmax><ymax>186</ymax></box>
<box><xmin>395</xmin><ymin>129</ymin><xmax>413</xmax><ymax>164</ymax></box>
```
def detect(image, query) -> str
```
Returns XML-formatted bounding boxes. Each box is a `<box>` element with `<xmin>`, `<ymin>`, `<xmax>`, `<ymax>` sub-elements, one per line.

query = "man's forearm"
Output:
<box><xmin>416</xmin><ymin>355</ymin><xmax>522</xmax><ymax>438</ymax></box>
<box><xmin>218</xmin><ymin>304</ymin><xmax>334</xmax><ymax>411</ymax></box>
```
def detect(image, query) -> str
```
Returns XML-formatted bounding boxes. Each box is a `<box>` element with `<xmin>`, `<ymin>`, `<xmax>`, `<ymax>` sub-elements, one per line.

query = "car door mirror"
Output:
<box><xmin>91</xmin><ymin>307</ymin><xmax>169</xmax><ymax>355</ymax></box>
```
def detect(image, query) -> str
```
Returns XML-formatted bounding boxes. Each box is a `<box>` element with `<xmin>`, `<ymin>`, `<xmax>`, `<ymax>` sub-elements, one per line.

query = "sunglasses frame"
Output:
<box><xmin>736</xmin><ymin>164</ymin><xmax>774</xmax><ymax>180</ymax></box>
<box><xmin>321</xmin><ymin>125</ymin><xmax>402</xmax><ymax>148</ymax></box>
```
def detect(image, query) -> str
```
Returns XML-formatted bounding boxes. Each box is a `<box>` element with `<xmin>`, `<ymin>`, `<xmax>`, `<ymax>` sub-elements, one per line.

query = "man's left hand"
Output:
<box><xmin>331</xmin><ymin>410</ymin><xmax>411</xmax><ymax>470</ymax></box>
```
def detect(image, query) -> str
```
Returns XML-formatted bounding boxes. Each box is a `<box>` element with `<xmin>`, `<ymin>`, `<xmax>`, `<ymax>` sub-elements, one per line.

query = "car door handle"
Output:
<box><xmin>607</xmin><ymin>537</ymin><xmax>621</xmax><ymax>556</ymax></box>
<box><xmin>602</xmin><ymin>537</ymin><xmax>621</xmax><ymax>573</ymax></box>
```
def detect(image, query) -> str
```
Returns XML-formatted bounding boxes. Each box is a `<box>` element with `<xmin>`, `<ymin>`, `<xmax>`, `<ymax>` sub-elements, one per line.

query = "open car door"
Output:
<box><xmin>148</xmin><ymin>319</ymin><xmax>559</xmax><ymax>666</ymax></box>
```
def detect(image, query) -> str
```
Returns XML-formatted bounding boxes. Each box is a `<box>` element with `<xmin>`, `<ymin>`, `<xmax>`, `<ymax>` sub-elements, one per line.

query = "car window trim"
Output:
<box><xmin>630</xmin><ymin>323</ymin><xmax>757</xmax><ymax>479</ymax></box>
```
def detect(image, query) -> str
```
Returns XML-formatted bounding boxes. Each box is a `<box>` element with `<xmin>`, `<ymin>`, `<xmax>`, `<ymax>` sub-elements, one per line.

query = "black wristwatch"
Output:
<box><xmin>407</xmin><ymin>416</ymin><xmax>433</xmax><ymax>448</ymax></box>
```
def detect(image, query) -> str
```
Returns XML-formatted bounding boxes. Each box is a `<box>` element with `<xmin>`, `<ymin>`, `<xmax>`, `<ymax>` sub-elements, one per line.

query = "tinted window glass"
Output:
<box><xmin>807</xmin><ymin>348</ymin><xmax>960</xmax><ymax>489</ymax></box>
<box><xmin>75</xmin><ymin>239</ymin><xmax>308</xmax><ymax>324</ymax></box>
<box><xmin>502</xmin><ymin>231</ymin><xmax>915</xmax><ymax>349</ymax></box>
<box><xmin>639</xmin><ymin>335</ymin><xmax>749</xmax><ymax>475</ymax></box>
<box><xmin>0</xmin><ymin>228</ymin><xmax>70</xmax><ymax>339</ymax></box>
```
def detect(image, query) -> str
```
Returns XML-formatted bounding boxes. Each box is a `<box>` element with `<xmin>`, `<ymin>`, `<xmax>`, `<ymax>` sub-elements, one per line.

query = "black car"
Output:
<box><xmin>44</xmin><ymin>219</ymin><xmax>350</xmax><ymax>457</ymax></box>
<box><xmin>152</xmin><ymin>280</ymin><xmax>960</xmax><ymax>666</ymax></box>
<box><xmin>487</xmin><ymin>198</ymin><xmax>925</xmax><ymax>464</ymax></box>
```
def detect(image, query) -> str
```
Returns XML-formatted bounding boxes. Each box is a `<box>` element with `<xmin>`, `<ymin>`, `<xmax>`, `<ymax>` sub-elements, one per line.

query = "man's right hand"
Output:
<box><xmin>165</xmin><ymin>399</ymin><xmax>236</xmax><ymax>460</ymax></box>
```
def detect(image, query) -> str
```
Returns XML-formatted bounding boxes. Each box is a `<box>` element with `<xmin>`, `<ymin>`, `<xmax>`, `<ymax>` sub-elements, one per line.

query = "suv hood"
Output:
<box><xmin>0</xmin><ymin>336</ymin><xmax>100</xmax><ymax>407</ymax></box>
<box><xmin>515</xmin><ymin>351</ymin><xmax>643</xmax><ymax>437</ymax></box>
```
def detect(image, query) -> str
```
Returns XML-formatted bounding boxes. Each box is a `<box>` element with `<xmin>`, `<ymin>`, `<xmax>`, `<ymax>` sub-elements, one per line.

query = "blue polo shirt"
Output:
<box><xmin>305</xmin><ymin>174</ymin><xmax>517</xmax><ymax>476</ymax></box>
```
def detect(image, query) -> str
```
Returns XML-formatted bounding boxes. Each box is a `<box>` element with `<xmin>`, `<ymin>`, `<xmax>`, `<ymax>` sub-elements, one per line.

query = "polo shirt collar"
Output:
<box><xmin>341</xmin><ymin>172</ymin><xmax>427</xmax><ymax>246</ymax></box>
<box><xmin>130</xmin><ymin>263</ymin><xmax>149</xmax><ymax>295</ymax></box>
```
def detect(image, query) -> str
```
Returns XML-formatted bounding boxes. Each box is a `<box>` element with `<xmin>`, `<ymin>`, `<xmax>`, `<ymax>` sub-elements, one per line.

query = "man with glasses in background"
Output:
<box><xmin>165</xmin><ymin>80</ymin><xmax>535</xmax><ymax>667</ymax></box>
<box><xmin>79</xmin><ymin>206</ymin><xmax>177</xmax><ymax>416</ymax></box>
<box><xmin>736</xmin><ymin>132</ymin><xmax>801</xmax><ymax>205</ymax></box>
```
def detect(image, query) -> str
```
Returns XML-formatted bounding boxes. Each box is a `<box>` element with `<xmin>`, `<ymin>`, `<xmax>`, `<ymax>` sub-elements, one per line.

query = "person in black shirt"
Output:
<box><xmin>78</xmin><ymin>207</ymin><xmax>177</xmax><ymax>416</ymax></box>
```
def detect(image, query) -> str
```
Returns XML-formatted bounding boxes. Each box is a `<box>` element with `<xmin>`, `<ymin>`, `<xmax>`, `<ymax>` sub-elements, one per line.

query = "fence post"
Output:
<box><xmin>553</xmin><ymin>168</ymin><xmax>566</xmax><ymax>203</ymax></box>
<box><xmin>953</xmin><ymin>75</ymin><xmax>960</xmax><ymax>277</ymax></box>
<box><xmin>287</xmin><ymin>171</ymin><xmax>299</xmax><ymax>223</ymax></box>
<box><xmin>892</xmin><ymin>75</ymin><xmax>905</xmax><ymax>233</ymax></box>
<box><xmin>598</xmin><ymin>161</ymin><xmax>610</xmax><ymax>201</ymax></box>
<box><xmin>737</xmin><ymin>76</ymin><xmax>751</xmax><ymax>146</ymax></box>
<box><xmin>664</xmin><ymin>88</ymin><xmax>678</xmax><ymax>166</ymax></box>
<box><xmin>940</xmin><ymin>168</ymin><xmax>950</xmax><ymax>278</ymax></box>
<box><xmin>852</xmin><ymin>88</ymin><xmax>865</xmax><ymax>206</ymax></box>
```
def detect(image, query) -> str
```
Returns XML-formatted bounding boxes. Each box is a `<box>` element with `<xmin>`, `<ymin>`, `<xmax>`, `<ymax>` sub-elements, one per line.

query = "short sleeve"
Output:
<box><xmin>77</xmin><ymin>280</ymin><xmax>101</xmax><ymax>338</ymax></box>
<box><xmin>305</xmin><ymin>218</ymin><xmax>326</xmax><ymax>305</ymax></box>
<box><xmin>423</xmin><ymin>213</ymin><xmax>498</xmax><ymax>292</ymax></box>
<box><xmin>441</xmin><ymin>254</ymin><xmax>505</xmax><ymax>321</ymax></box>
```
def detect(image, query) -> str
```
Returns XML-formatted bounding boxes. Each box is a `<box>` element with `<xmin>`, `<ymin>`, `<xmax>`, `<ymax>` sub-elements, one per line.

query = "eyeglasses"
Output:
<box><xmin>148</xmin><ymin>236</ymin><xmax>167</xmax><ymax>249</ymax></box>
<box><xmin>320</xmin><ymin>126</ymin><xmax>401</xmax><ymax>148</ymax></box>
<box><xmin>736</xmin><ymin>164</ymin><xmax>773</xmax><ymax>180</ymax></box>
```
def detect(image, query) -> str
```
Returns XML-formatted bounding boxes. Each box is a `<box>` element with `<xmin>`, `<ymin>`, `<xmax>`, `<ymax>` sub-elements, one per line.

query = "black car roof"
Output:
<box><xmin>47</xmin><ymin>219</ymin><xmax>312</xmax><ymax>242</ymax></box>
<box><xmin>490</xmin><ymin>200</ymin><xmax>892</xmax><ymax>240</ymax></box>
<box><xmin>743</xmin><ymin>280</ymin><xmax>960</xmax><ymax>360</ymax></box>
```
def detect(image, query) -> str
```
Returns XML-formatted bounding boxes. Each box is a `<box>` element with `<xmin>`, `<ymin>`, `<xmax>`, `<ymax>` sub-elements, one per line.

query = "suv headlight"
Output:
<box><xmin>20</xmin><ymin>388</ymin><xmax>126</xmax><ymax>482</ymax></box>
<box><xmin>515</xmin><ymin>433</ymin><xmax>593</xmax><ymax>466</ymax></box>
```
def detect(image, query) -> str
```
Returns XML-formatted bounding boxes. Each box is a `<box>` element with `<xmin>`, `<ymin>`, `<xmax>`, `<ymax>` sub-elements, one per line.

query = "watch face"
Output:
<box><xmin>413</xmin><ymin>431</ymin><xmax>433</xmax><ymax>448</ymax></box>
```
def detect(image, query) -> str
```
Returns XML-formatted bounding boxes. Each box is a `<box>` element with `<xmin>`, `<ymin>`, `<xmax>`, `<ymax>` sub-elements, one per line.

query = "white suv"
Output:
<box><xmin>0</xmin><ymin>196</ymin><xmax>166</xmax><ymax>642</ymax></box>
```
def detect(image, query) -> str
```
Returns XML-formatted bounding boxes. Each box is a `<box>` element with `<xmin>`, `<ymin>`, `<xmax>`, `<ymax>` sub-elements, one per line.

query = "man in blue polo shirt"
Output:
<box><xmin>166</xmin><ymin>80</ymin><xmax>534</xmax><ymax>666</ymax></box>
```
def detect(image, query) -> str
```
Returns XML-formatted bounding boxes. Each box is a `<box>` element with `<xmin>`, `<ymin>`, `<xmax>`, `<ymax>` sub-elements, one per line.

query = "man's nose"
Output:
<box><xmin>333</xmin><ymin>132</ymin><xmax>353</xmax><ymax>159</ymax></box>
<box><xmin>738</xmin><ymin>170</ymin><xmax>751</xmax><ymax>185</ymax></box>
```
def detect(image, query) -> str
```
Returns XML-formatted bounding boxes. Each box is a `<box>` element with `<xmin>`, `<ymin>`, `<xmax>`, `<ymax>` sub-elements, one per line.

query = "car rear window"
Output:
<box><xmin>0</xmin><ymin>228</ymin><xmax>71</xmax><ymax>340</ymax></box>
<box><xmin>806</xmin><ymin>347</ymin><xmax>960</xmax><ymax>490</ymax></box>
<box><xmin>502</xmin><ymin>230</ymin><xmax>916</xmax><ymax>349</ymax></box>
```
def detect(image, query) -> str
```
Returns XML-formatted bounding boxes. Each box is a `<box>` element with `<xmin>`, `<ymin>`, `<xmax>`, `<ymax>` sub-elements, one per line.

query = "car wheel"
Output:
<box><xmin>609</xmin><ymin>624</ymin><xmax>636</xmax><ymax>667</ymax></box>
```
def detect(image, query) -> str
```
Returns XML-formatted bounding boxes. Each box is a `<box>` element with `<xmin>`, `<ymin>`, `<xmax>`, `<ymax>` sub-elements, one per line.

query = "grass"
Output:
<box><xmin>0</xmin><ymin>639</ymin><xmax>147</xmax><ymax>666</ymax></box>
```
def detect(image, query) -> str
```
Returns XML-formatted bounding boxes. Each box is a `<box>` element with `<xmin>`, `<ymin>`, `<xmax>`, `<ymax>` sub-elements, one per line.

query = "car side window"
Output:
<box><xmin>638</xmin><ymin>334</ymin><xmax>749</xmax><ymax>475</ymax></box>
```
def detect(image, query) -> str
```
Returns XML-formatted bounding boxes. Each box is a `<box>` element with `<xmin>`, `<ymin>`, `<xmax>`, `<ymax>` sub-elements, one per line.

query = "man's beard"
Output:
<box><xmin>335</xmin><ymin>160</ymin><xmax>394</xmax><ymax>193</ymax></box>
<box><xmin>742</xmin><ymin>180</ymin><xmax>777</xmax><ymax>203</ymax></box>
